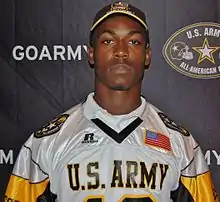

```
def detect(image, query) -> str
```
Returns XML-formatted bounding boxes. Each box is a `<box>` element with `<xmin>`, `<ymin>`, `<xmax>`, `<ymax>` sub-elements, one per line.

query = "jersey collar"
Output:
<box><xmin>83</xmin><ymin>92</ymin><xmax>146</xmax><ymax>122</ymax></box>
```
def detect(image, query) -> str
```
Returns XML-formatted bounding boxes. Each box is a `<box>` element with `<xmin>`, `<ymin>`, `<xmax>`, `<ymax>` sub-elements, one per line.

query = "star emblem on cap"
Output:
<box><xmin>192</xmin><ymin>38</ymin><xmax>219</xmax><ymax>64</ymax></box>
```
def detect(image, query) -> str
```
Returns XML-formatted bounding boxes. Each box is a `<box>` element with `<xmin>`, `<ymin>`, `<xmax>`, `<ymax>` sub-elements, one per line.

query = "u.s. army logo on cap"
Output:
<box><xmin>110</xmin><ymin>2</ymin><xmax>129</xmax><ymax>12</ymax></box>
<box><xmin>34</xmin><ymin>114</ymin><xmax>69</xmax><ymax>138</ymax></box>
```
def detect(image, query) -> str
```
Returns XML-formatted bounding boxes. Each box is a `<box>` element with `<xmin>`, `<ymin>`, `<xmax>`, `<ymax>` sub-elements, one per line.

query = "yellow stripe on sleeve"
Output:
<box><xmin>5</xmin><ymin>174</ymin><xmax>49</xmax><ymax>202</ymax></box>
<box><xmin>181</xmin><ymin>171</ymin><xmax>218</xmax><ymax>202</ymax></box>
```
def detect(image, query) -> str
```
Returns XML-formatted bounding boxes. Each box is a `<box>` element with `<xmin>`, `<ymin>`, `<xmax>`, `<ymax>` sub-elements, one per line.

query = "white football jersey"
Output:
<box><xmin>5</xmin><ymin>93</ymin><xmax>218</xmax><ymax>202</ymax></box>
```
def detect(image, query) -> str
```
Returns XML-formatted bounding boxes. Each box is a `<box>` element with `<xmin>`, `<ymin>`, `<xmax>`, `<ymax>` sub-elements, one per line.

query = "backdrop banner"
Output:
<box><xmin>0</xmin><ymin>0</ymin><xmax>219</xmax><ymax>199</ymax></box>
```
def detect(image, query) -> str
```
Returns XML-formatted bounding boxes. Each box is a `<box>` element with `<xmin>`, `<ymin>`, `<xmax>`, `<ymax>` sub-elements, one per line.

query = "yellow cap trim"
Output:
<box><xmin>91</xmin><ymin>10</ymin><xmax>148</xmax><ymax>31</ymax></box>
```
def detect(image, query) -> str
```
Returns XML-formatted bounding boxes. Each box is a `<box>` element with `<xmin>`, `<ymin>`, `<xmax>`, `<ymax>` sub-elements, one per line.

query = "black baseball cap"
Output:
<box><xmin>90</xmin><ymin>1</ymin><xmax>148</xmax><ymax>32</ymax></box>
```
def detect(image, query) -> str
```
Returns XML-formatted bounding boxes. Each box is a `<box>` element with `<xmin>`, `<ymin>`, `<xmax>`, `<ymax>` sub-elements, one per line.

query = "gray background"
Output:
<box><xmin>0</xmin><ymin>0</ymin><xmax>219</xmax><ymax>199</ymax></box>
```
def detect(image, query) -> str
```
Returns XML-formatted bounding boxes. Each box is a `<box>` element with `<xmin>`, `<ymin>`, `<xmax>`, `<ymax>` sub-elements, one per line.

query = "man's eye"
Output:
<box><xmin>129</xmin><ymin>40</ymin><xmax>140</xmax><ymax>45</ymax></box>
<box><xmin>103</xmin><ymin>39</ymin><xmax>114</xmax><ymax>45</ymax></box>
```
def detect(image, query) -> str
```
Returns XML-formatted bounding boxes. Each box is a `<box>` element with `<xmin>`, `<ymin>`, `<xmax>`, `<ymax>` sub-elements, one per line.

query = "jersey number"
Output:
<box><xmin>85</xmin><ymin>194</ymin><xmax>155</xmax><ymax>202</ymax></box>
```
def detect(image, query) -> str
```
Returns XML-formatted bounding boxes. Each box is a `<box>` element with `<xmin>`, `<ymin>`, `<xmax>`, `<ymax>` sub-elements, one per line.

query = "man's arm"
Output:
<box><xmin>4</xmin><ymin>135</ymin><xmax>57</xmax><ymax>202</ymax></box>
<box><xmin>171</xmin><ymin>136</ymin><xmax>218</xmax><ymax>202</ymax></box>
<box><xmin>4</xmin><ymin>113</ymin><xmax>69</xmax><ymax>201</ymax></box>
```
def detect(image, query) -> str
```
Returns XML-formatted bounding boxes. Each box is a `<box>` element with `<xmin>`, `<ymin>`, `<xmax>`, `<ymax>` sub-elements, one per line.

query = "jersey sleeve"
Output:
<box><xmin>171</xmin><ymin>134</ymin><xmax>218</xmax><ymax>202</ymax></box>
<box><xmin>4</xmin><ymin>113</ymin><xmax>69</xmax><ymax>201</ymax></box>
<box><xmin>4</xmin><ymin>134</ymin><xmax>57</xmax><ymax>202</ymax></box>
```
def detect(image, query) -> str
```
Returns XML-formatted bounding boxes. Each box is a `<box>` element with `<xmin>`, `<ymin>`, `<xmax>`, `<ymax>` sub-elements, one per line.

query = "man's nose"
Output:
<box><xmin>113</xmin><ymin>40</ymin><xmax>129</xmax><ymax>59</ymax></box>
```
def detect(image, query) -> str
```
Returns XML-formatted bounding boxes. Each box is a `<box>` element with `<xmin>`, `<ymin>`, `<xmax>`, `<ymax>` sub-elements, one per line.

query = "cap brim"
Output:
<box><xmin>90</xmin><ymin>10</ymin><xmax>148</xmax><ymax>31</ymax></box>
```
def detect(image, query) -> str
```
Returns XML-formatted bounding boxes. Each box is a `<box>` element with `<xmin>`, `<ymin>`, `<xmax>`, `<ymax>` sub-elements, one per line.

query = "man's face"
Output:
<box><xmin>88</xmin><ymin>15</ymin><xmax>151</xmax><ymax>91</ymax></box>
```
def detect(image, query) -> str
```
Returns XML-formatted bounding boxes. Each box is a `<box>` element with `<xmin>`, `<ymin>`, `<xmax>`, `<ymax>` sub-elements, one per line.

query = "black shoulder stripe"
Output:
<box><xmin>23</xmin><ymin>145</ymin><xmax>48</xmax><ymax>176</ymax></box>
<box><xmin>181</xmin><ymin>170</ymin><xmax>210</xmax><ymax>178</ymax></box>
<box><xmin>37</xmin><ymin>182</ymin><xmax>57</xmax><ymax>202</ymax></box>
<box><xmin>181</xmin><ymin>157</ymin><xmax>194</xmax><ymax>172</ymax></box>
<box><xmin>34</xmin><ymin>114</ymin><xmax>69</xmax><ymax>138</ymax></box>
<box><xmin>11</xmin><ymin>173</ymin><xmax>49</xmax><ymax>184</ymax></box>
<box><xmin>193</xmin><ymin>144</ymin><xmax>199</xmax><ymax>150</ymax></box>
<box><xmin>171</xmin><ymin>180</ymin><xmax>194</xmax><ymax>202</ymax></box>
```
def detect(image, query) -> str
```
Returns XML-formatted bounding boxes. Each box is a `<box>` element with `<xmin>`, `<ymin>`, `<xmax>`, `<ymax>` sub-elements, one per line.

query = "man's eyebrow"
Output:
<box><xmin>127</xmin><ymin>30</ymin><xmax>144</xmax><ymax>36</ymax></box>
<box><xmin>100</xmin><ymin>30</ymin><xmax>116</xmax><ymax>36</ymax></box>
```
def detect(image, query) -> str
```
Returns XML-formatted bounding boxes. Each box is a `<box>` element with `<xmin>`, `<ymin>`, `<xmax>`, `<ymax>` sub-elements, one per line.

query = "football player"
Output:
<box><xmin>4</xmin><ymin>1</ymin><xmax>218</xmax><ymax>201</ymax></box>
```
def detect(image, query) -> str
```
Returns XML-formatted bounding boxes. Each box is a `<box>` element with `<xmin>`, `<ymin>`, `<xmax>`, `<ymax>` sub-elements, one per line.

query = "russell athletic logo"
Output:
<box><xmin>163</xmin><ymin>22</ymin><xmax>220</xmax><ymax>79</ymax></box>
<box><xmin>82</xmin><ymin>133</ymin><xmax>98</xmax><ymax>144</ymax></box>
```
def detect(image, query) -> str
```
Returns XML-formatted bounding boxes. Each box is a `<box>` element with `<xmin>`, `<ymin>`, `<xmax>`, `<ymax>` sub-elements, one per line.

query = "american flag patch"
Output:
<box><xmin>144</xmin><ymin>129</ymin><xmax>171</xmax><ymax>151</ymax></box>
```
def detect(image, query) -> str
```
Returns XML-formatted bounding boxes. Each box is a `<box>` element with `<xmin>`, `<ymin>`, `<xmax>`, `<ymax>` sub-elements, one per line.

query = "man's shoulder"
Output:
<box><xmin>33</xmin><ymin>103</ymin><xmax>83</xmax><ymax>139</ymax></box>
<box><xmin>21</xmin><ymin>102</ymin><xmax>85</xmax><ymax>165</ymax></box>
<box><xmin>144</xmin><ymin>102</ymin><xmax>198</xmax><ymax>154</ymax></box>
<box><xmin>145</xmin><ymin>101</ymin><xmax>190</xmax><ymax>137</ymax></box>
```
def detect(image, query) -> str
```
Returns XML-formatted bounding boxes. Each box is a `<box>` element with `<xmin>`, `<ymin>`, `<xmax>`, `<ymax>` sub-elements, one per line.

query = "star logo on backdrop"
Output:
<box><xmin>192</xmin><ymin>38</ymin><xmax>219</xmax><ymax>64</ymax></box>
<box><xmin>163</xmin><ymin>22</ymin><xmax>220</xmax><ymax>79</ymax></box>
<box><xmin>172</xmin><ymin>45</ymin><xmax>179</xmax><ymax>52</ymax></box>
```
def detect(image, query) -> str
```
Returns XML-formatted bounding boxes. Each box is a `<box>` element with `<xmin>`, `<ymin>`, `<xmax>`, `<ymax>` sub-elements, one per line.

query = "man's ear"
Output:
<box><xmin>88</xmin><ymin>46</ymin><xmax>95</xmax><ymax>68</ymax></box>
<box><xmin>144</xmin><ymin>45</ymin><xmax>151</xmax><ymax>69</ymax></box>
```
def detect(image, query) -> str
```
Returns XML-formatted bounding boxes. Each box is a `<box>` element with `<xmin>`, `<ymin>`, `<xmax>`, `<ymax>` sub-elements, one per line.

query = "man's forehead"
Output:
<box><xmin>95</xmin><ymin>15</ymin><xmax>146</xmax><ymax>34</ymax></box>
<box><xmin>99</xmin><ymin>29</ymin><xmax>145</xmax><ymax>37</ymax></box>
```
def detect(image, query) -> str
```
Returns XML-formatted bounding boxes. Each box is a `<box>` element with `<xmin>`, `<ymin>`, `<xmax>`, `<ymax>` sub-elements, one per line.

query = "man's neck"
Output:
<box><xmin>94</xmin><ymin>86</ymin><xmax>142</xmax><ymax>115</ymax></box>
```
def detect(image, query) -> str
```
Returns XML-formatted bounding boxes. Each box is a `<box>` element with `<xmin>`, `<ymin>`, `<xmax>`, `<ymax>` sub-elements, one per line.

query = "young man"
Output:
<box><xmin>4</xmin><ymin>1</ymin><xmax>218</xmax><ymax>202</ymax></box>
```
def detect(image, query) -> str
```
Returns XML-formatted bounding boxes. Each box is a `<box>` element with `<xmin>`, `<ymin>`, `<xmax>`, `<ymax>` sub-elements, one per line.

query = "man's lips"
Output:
<box><xmin>108</xmin><ymin>63</ymin><xmax>133</xmax><ymax>74</ymax></box>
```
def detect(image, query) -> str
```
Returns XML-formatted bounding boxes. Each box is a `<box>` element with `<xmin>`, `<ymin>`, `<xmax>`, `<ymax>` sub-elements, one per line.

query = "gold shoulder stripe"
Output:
<box><xmin>5</xmin><ymin>175</ymin><xmax>49</xmax><ymax>201</ymax></box>
<box><xmin>181</xmin><ymin>171</ymin><xmax>218</xmax><ymax>202</ymax></box>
